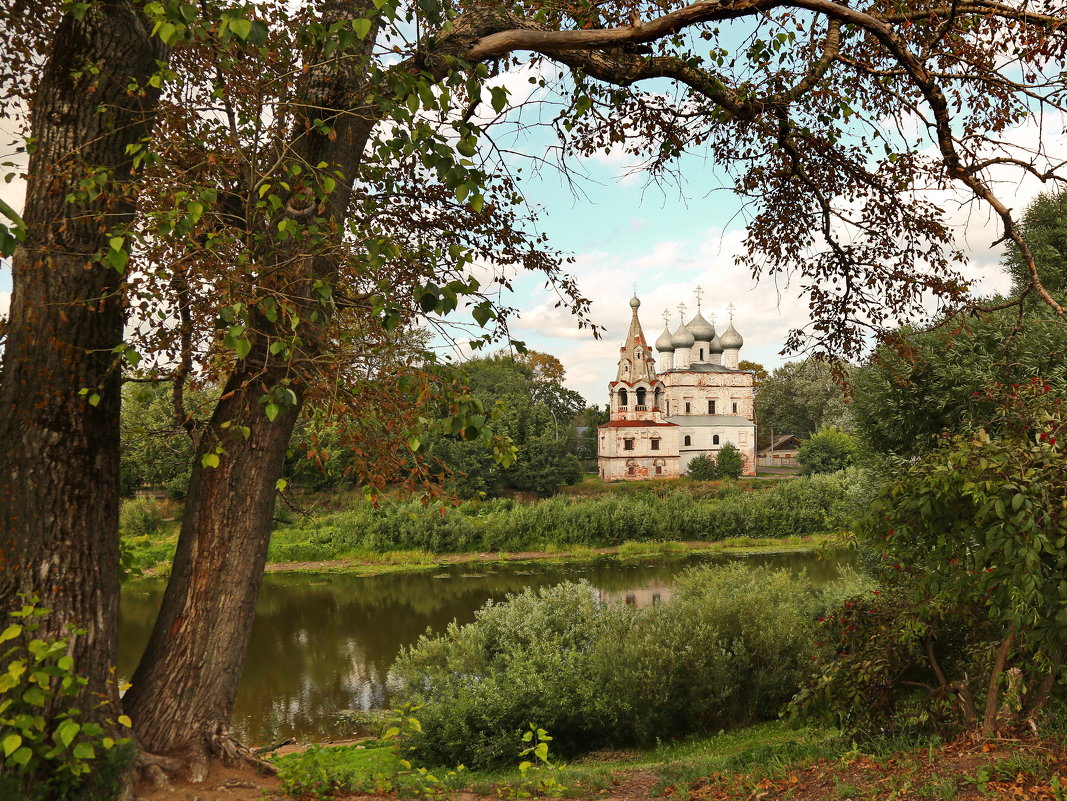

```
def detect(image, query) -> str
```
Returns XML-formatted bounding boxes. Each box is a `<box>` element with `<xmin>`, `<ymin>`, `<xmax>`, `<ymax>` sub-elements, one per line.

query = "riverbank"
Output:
<box><xmin>123</xmin><ymin>472</ymin><xmax>857</xmax><ymax>577</ymax></box>
<box><xmin>134</xmin><ymin>720</ymin><xmax>1067</xmax><ymax>801</ymax></box>
<box><xmin>257</xmin><ymin>534</ymin><xmax>836</xmax><ymax>576</ymax></box>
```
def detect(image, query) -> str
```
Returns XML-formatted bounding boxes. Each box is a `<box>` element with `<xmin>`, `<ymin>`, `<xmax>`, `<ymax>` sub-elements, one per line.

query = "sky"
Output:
<box><xmin>0</xmin><ymin>65</ymin><xmax>1048</xmax><ymax>408</ymax></box>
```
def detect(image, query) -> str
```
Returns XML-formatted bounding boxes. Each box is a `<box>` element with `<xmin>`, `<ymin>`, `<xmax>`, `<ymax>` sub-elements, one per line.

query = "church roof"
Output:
<box><xmin>655</xmin><ymin>326</ymin><xmax>675</xmax><ymax>352</ymax></box>
<box><xmin>666</xmin><ymin>415</ymin><xmax>754</xmax><ymax>427</ymax></box>
<box><xmin>599</xmin><ymin>419</ymin><xmax>678</xmax><ymax>428</ymax></box>
<box><xmin>720</xmin><ymin>321</ymin><xmax>743</xmax><ymax>349</ymax></box>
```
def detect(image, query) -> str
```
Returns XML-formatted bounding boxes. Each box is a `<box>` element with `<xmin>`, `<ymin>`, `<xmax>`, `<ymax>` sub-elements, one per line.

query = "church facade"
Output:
<box><xmin>597</xmin><ymin>291</ymin><xmax>757</xmax><ymax>479</ymax></box>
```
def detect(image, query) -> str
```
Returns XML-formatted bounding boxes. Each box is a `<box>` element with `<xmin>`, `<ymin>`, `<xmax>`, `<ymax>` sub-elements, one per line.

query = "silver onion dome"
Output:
<box><xmin>655</xmin><ymin>326</ymin><xmax>675</xmax><ymax>352</ymax></box>
<box><xmin>671</xmin><ymin>323</ymin><xmax>695</xmax><ymax>348</ymax></box>
<box><xmin>686</xmin><ymin>311</ymin><xmax>715</xmax><ymax>342</ymax></box>
<box><xmin>720</xmin><ymin>322</ymin><xmax>743</xmax><ymax>349</ymax></box>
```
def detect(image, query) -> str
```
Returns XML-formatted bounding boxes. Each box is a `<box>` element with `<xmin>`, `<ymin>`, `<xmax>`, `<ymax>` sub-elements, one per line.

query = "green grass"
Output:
<box><xmin>268</xmin><ymin>725</ymin><xmax>840</xmax><ymax>797</ymax></box>
<box><xmin>271</xmin><ymin>722</ymin><xmax>845</xmax><ymax>800</ymax></box>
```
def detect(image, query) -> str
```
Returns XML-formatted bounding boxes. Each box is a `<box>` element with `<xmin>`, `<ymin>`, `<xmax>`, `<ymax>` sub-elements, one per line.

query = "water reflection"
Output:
<box><xmin>118</xmin><ymin>550</ymin><xmax>851</xmax><ymax>745</ymax></box>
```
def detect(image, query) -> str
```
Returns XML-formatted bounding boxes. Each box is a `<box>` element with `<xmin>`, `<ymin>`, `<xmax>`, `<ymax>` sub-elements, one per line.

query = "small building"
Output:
<box><xmin>597</xmin><ymin>291</ymin><xmax>756</xmax><ymax>479</ymax></box>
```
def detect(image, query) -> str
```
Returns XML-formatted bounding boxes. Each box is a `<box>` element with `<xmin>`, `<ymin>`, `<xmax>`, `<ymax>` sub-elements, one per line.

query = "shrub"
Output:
<box><xmin>797</xmin><ymin>427</ymin><xmax>858</xmax><ymax>475</ymax></box>
<box><xmin>118</xmin><ymin>497</ymin><xmax>165</xmax><ymax>537</ymax></box>
<box><xmin>392</xmin><ymin>564</ymin><xmax>829</xmax><ymax>768</ymax></box>
<box><xmin>686</xmin><ymin>454</ymin><xmax>718</xmax><ymax>480</ymax></box>
<box><xmin>716</xmin><ymin>443</ymin><xmax>744</xmax><ymax>479</ymax></box>
<box><xmin>0</xmin><ymin>601</ymin><xmax>135</xmax><ymax>801</ymax></box>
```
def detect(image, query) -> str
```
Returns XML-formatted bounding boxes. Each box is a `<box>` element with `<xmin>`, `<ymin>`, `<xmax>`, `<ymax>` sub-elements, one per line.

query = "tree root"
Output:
<box><xmin>132</xmin><ymin>721</ymin><xmax>280</xmax><ymax>788</ymax></box>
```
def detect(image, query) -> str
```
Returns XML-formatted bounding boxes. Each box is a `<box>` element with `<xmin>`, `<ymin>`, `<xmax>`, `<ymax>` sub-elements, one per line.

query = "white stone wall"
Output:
<box><xmin>676</xmin><ymin>424</ymin><xmax>757</xmax><ymax>476</ymax></box>
<box><xmin>598</xmin><ymin>426</ymin><xmax>680</xmax><ymax>480</ymax></box>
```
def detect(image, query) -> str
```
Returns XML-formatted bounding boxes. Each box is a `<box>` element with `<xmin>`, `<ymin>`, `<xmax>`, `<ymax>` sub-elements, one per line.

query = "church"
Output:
<box><xmin>597</xmin><ymin>290</ymin><xmax>757</xmax><ymax>479</ymax></box>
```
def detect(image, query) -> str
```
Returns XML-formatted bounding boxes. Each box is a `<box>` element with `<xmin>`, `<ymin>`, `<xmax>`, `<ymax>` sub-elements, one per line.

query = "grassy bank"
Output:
<box><xmin>121</xmin><ymin>472</ymin><xmax>858</xmax><ymax>576</ymax></box>
<box><xmin>271</xmin><ymin>716</ymin><xmax>1067</xmax><ymax>801</ymax></box>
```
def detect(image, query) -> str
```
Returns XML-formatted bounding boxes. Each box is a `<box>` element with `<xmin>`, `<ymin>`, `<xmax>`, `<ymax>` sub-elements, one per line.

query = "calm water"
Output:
<box><xmin>118</xmin><ymin>550</ymin><xmax>851</xmax><ymax>745</ymax></box>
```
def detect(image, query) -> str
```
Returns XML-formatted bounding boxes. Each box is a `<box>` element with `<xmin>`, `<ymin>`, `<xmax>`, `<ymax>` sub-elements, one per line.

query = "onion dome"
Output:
<box><xmin>708</xmin><ymin>331</ymin><xmax>724</xmax><ymax>354</ymax></box>
<box><xmin>656</xmin><ymin>326</ymin><xmax>675</xmax><ymax>352</ymax></box>
<box><xmin>686</xmin><ymin>311</ymin><xmax>715</xmax><ymax>342</ymax></box>
<box><xmin>629</xmin><ymin>295</ymin><xmax>641</xmax><ymax>309</ymax></box>
<box><xmin>671</xmin><ymin>323</ymin><xmax>695</xmax><ymax>348</ymax></box>
<box><xmin>720</xmin><ymin>321</ymin><xmax>743</xmax><ymax>350</ymax></box>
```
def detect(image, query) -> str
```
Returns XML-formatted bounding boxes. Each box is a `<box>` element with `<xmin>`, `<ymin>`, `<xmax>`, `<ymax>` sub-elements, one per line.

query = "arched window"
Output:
<box><xmin>618</xmin><ymin>388</ymin><xmax>628</xmax><ymax>407</ymax></box>
<box><xmin>684</xmin><ymin>435</ymin><xmax>692</xmax><ymax>446</ymax></box>
<box><xmin>654</xmin><ymin>387</ymin><xmax>663</xmax><ymax>408</ymax></box>
<box><xmin>713</xmin><ymin>435</ymin><xmax>720</xmax><ymax>445</ymax></box>
<box><xmin>636</xmin><ymin>387</ymin><xmax>647</xmax><ymax>406</ymax></box>
<box><xmin>699</xmin><ymin>348</ymin><xmax>704</xmax><ymax>360</ymax></box>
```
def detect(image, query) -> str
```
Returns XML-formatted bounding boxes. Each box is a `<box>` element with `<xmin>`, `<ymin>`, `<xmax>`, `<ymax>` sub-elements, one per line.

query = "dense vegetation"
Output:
<box><xmin>264</xmin><ymin>473</ymin><xmax>854</xmax><ymax>561</ymax></box>
<box><xmin>392</xmin><ymin>564</ymin><xmax>871</xmax><ymax>768</ymax></box>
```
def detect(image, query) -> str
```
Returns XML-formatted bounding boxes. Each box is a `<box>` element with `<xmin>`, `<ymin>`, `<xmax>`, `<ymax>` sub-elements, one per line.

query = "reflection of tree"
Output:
<box><xmin>119</xmin><ymin>551</ymin><xmax>850</xmax><ymax>743</ymax></box>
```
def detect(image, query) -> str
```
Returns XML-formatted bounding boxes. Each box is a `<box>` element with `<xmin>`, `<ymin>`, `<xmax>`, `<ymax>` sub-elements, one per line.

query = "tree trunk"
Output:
<box><xmin>124</xmin><ymin>0</ymin><xmax>379</xmax><ymax>774</ymax></box>
<box><xmin>0</xmin><ymin>3</ymin><xmax>165</xmax><ymax>719</ymax></box>
<box><xmin>122</xmin><ymin>354</ymin><xmax>299</xmax><ymax>778</ymax></box>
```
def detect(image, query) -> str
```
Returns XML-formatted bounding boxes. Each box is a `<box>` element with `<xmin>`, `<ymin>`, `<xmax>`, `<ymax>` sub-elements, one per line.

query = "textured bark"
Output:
<box><xmin>0</xmin><ymin>3</ymin><xmax>165</xmax><ymax>716</ymax></box>
<box><xmin>124</xmin><ymin>0</ymin><xmax>379</xmax><ymax>769</ymax></box>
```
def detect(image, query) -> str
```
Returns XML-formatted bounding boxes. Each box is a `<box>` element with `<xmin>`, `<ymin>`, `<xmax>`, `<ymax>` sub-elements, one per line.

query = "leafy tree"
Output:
<box><xmin>797</xmin><ymin>380</ymin><xmax>1066</xmax><ymax>737</ymax></box>
<box><xmin>686</xmin><ymin>454</ymin><xmax>717</xmax><ymax>481</ymax></box>
<box><xmin>756</xmin><ymin>360</ymin><xmax>852</xmax><ymax>438</ymax></box>
<box><xmin>1005</xmin><ymin>189</ymin><xmax>1067</xmax><ymax>300</ymax></box>
<box><xmin>715</xmin><ymin>443</ymin><xmax>743</xmax><ymax>480</ymax></box>
<box><xmin>797</xmin><ymin>427</ymin><xmax>858</xmax><ymax>476</ymax></box>
<box><xmin>432</xmin><ymin>352</ymin><xmax>585</xmax><ymax>496</ymax></box>
<box><xmin>852</xmin><ymin>306</ymin><xmax>1067</xmax><ymax>458</ymax></box>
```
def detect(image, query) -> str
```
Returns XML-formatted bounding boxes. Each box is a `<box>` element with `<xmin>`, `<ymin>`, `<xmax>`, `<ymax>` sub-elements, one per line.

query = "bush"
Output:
<box><xmin>392</xmin><ymin>564</ymin><xmax>831</xmax><ymax>768</ymax></box>
<box><xmin>686</xmin><ymin>454</ymin><xmax>717</xmax><ymax>480</ymax></box>
<box><xmin>716</xmin><ymin>443</ymin><xmax>744</xmax><ymax>478</ymax></box>
<box><xmin>0</xmin><ymin>601</ymin><xmax>135</xmax><ymax>801</ymax></box>
<box><xmin>797</xmin><ymin>427</ymin><xmax>858</xmax><ymax>475</ymax></box>
<box><xmin>118</xmin><ymin>497</ymin><xmax>165</xmax><ymax>537</ymax></box>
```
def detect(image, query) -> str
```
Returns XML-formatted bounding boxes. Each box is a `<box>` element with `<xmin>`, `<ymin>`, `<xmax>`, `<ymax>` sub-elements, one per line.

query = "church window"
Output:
<box><xmin>624</xmin><ymin>438</ymin><xmax>635</xmax><ymax>450</ymax></box>
<box><xmin>708</xmin><ymin>400</ymin><xmax>716</xmax><ymax>414</ymax></box>
<box><xmin>699</xmin><ymin>348</ymin><xmax>704</xmax><ymax>360</ymax></box>
<box><xmin>651</xmin><ymin>438</ymin><xmax>660</xmax><ymax>450</ymax></box>
<box><xmin>685</xmin><ymin>401</ymin><xmax>691</xmax><ymax>414</ymax></box>
<box><xmin>655</xmin><ymin>465</ymin><xmax>663</xmax><ymax>475</ymax></box>
<box><xmin>713</xmin><ymin>435</ymin><xmax>720</xmax><ymax>445</ymax></box>
<box><xmin>684</xmin><ymin>435</ymin><xmax>691</xmax><ymax>446</ymax></box>
<box><xmin>618</xmin><ymin>388</ymin><xmax>628</xmax><ymax>407</ymax></box>
<box><xmin>732</xmin><ymin>402</ymin><xmax>738</xmax><ymax>414</ymax></box>
<box><xmin>636</xmin><ymin>387</ymin><xmax>647</xmax><ymax>406</ymax></box>
<box><xmin>627</xmin><ymin>465</ymin><xmax>636</xmax><ymax>476</ymax></box>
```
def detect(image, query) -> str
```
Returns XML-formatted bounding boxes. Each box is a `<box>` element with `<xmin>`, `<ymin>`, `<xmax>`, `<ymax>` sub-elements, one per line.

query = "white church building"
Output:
<box><xmin>597</xmin><ymin>290</ymin><xmax>757</xmax><ymax>479</ymax></box>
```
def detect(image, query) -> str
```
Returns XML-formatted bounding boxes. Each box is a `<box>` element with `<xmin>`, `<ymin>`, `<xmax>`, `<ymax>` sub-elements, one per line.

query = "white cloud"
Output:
<box><xmin>0</xmin><ymin>291</ymin><xmax>9</xmax><ymax>318</ymax></box>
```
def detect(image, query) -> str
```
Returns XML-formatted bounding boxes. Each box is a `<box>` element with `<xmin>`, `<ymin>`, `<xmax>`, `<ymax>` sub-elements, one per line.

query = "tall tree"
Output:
<box><xmin>0</xmin><ymin>1</ymin><xmax>168</xmax><ymax>732</ymax></box>
<box><xmin>756</xmin><ymin>359</ymin><xmax>852</xmax><ymax>438</ymax></box>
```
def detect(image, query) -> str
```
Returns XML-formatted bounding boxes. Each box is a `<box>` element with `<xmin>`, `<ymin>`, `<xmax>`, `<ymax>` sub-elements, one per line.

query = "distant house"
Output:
<box><xmin>756</xmin><ymin>433</ymin><xmax>802</xmax><ymax>467</ymax></box>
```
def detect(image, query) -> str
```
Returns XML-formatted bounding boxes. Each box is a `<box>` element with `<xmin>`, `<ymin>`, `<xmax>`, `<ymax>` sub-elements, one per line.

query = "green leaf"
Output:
<box><xmin>117</xmin><ymin>715</ymin><xmax>132</xmax><ymax>728</ymax></box>
<box><xmin>0</xmin><ymin>624</ymin><xmax>21</xmax><ymax>644</ymax></box>
<box><xmin>201</xmin><ymin>453</ymin><xmax>220</xmax><ymax>469</ymax></box>
<box><xmin>490</xmin><ymin>86</ymin><xmax>508</xmax><ymax>113</ymax></box>
<box><xmin>57</xmin><ymin>720</ymin><xmax>80</xmax><ymax>748</ymax></box>
<box><xmin>157</xmin><ymin>21</ymin><xmax>177</xmax><ymax>44</ymax></box>
<box><xmin>108</xmin><ymin>236</ymin><xmax>124</xmax><ymax>252</ymax></box>
<box><xmin>73</xmin><ymin>741</ymin><xmax>94</xmax><ymax>760</ymax></box>
<box><xmin>229</xmin><ymin>17</ymin><xmax>252</xmax><ymax>40</ymax></box>
<box><xmin>352</xmin><ymin>17</ymin><xmax>372</xmax><ymax>38</ymax></box>
<box><xmin>275</xmin><ymin>478</ymin><xmax>287</xmax><ymax>492</ymax></box>
<box><xmin>235</xmin><ymin>337</ymin><xmax>251</xmax><ymax>360</ymax></box>
<box><xmin>265</xmin><ymin>402</ymin><xmax>280</xmax><ymax>422</ymax></box>
<box><xmin>10</xmin><ymin>746</ymin><xmax>32</xmax><ymax>766</ymax></box>
<box><xmin>2</xmin><ymin>734</ymin><xmax>21</xmax><ymax>757</ymax></box>
<box><xmin>322</xmin><ymin>176</ymin><xmax>336</xmax><ymax>194</ymax></box>
<box><xmin>408</xmin><ymin>437</ymin><xmax>421</xmax><ymax>452</ymax></box>
<box><xmin>87</xmin><ymin>393</ymin><xmax>101</xmax><ymax>407</ymax></box>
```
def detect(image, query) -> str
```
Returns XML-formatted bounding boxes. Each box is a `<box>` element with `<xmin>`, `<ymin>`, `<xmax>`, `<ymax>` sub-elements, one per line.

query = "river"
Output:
<box><xmin>118</xmin><ymin>549</ymin><xmax>851</xmax><ymax>745</ymax></box>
